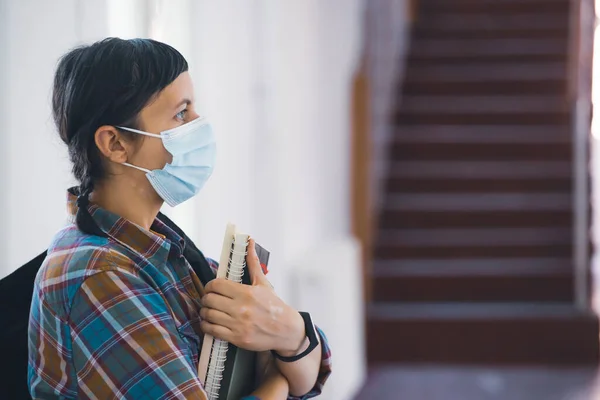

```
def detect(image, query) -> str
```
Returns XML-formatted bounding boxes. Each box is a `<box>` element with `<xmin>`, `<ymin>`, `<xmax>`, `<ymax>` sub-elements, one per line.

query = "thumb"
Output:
<box><xmin>247</xmin><ymin>239</ymin><xmax>269</xmax><ymax>286</ymax></box>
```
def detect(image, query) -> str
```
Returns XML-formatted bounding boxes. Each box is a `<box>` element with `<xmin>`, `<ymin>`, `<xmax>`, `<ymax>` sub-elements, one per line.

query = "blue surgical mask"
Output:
<box><xmin>117</xmin><ymin>117</ymin><xmax>216</xmax><ymax>207</ymax></box>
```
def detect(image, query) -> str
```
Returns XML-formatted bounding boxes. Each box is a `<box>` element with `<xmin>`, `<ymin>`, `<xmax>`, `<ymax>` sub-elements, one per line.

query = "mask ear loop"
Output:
<box><xmin>122</xmin><ymin>162</ymin><xmax>151</xmax><ymax>173</ymax></box>
<box><xmin>115</xmin><ymin>126</ymin><xmax>160</xmax><ymax>173</ymax></box>
<box><xmin>116</xmin><ymin>126</ymin><xmax>162</xmax><ymax>138</ymax></box>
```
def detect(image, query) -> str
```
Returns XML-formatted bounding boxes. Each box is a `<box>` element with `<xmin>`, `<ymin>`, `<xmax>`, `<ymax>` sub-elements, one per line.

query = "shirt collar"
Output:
<box><xmin>66</xmin><ymin>187</ymin><xmax>185</xmax><ymax>266</ymax></box>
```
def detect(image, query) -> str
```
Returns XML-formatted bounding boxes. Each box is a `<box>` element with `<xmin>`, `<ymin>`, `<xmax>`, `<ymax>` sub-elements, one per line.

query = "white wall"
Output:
<box><xmin>1</xmin><ymin>1</ymin><xmax>366</xmax><ymax>398</ymax></box>
<box><xmin>0</xmin><ymin>0</ymin><xmax>8</xmax><ymax>273</ymax></box>
<box><xmin>183</xmin><ymin>2</ymin><xmax>367</xmax><ymax>397</ymax></box>
<box><xmin>0</xmin><ymin>0</ymin><xmax>112</xmax><ymax>273</ymax></box>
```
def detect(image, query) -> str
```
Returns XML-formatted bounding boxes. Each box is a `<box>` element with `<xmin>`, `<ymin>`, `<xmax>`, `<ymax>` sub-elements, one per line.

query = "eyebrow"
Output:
<box><xmin>174</xmin><ymin>98</ymin><xmax>192</xmax><ymax>110</ymax></box>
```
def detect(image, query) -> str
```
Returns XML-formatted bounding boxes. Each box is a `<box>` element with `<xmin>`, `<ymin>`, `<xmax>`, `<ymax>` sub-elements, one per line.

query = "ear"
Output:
<box><xmin>94</xmin><ymin>125</ymin><xmax>131</xmax><ymax>163</ymax></box>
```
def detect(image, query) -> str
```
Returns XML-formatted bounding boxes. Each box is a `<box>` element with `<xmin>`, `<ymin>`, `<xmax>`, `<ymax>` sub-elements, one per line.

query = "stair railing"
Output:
<box><xmin>569</xmin><ymin>0</ymin><xmax>595</xmax><ymax>310</ymax></box>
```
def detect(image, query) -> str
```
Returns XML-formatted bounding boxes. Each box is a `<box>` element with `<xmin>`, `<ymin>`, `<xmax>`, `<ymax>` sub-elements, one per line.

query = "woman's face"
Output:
<box><xmin>128</xmin><ymin>71</ymin><xmax>199</xmax><ymax>170</ymax></box>
<box><xmin>95</xmin><ymin>71</ymin><xmax>199</xmax><ymax>199</ymax></box>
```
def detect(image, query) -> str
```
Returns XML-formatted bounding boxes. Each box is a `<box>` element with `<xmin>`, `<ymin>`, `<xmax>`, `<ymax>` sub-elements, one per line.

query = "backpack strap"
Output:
<box><xmin>156</xmin><ymin>212</ymin><xmax>216</xmax><ymax>287</ymax></box>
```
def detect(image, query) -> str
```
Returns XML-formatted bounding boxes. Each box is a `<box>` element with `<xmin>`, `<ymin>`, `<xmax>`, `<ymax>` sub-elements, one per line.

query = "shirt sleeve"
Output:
<box><xmin>69</xmin><ymin>270</ymin><xmax>208</xmax><ymax>400</ymax></box>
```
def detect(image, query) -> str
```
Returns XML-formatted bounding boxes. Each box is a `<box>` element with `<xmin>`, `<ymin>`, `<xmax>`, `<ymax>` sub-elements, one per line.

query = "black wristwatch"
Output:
<box><xmin>271</xmin><ymin>312</ymin><xmax>319</xmax><ymax>362</ymax></box>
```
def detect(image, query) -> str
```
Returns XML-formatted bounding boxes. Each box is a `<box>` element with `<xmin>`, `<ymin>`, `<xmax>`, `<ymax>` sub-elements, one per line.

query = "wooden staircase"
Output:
<box><xmin>367</xmin><ymin>0</ymin><xmax>599</xmax><ymax>365</ymax></box>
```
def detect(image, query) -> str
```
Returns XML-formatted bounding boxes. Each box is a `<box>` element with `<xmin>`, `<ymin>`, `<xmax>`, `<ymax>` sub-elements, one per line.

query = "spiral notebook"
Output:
<box><xmin>198</xmin><ymin>223</ymin><xmax>270</xmax><ymax>400</ymax></box>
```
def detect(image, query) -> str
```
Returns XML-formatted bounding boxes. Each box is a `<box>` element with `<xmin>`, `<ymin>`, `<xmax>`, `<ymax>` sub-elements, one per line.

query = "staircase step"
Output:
<box><xmin>410</xmin><ymin>38</ymin><xmax>567</xmax><ymax>59</ymax></box>
<box><xmin>414</xmin><ymin>28</ymin><xmax>568</xmax><ymax>40</ymax></box>
<box><xmin>375</xmin><ymin>228</ymin><xmax>573</xmax><ymax>259</ymax></box>
<box><xmin>375</xmin><ymin>244</ymin><xmax>571</xmax><ymax>259</ymax></box>
<box><xmin>384</xmin><ymin>193</ymin><xmax>571</xmax><ymax>211</ymax></box>
<box><xmin>409</xmin><ymin>39</ymin><xmax>567</xmax><ymax>64</ymax></box>
<box><xmin>414</xmin><ymin>13</ymin><xmax>568</xmax><ymax>35</ymax></box>
<box><xmin>409</xmin><ymin>53</ymin><xmax>567</xmax><ymax>64</ymax></box>
<box><xmin>406</xmin><ymin>62</ymin><xmax>565</xmax><ymax>83</ymax></box>
<box><xmin>419</xmin><ymin>0</ymin><xmax>570</xmax><ymax>14</ymax></box>
<box><xmin>387</xmin><ymin>178</ymin><xmax>571</xmax><ymax>193</ymax></box>
<box><xmin>395</xmin><ymin>96</ymin><xmax>570</xmax><ymax>123</ymax></box>
<box><xmin>401</xmin><ymin>95</ymin><xmax>567</xmax><ymax>114</ymax></box>
<box><xmin>404</xmin><ymin>79</ymin><xmax>566</xmax><ymax>95</ymax></box>
<box><xmin>369</xmin><ymin>302</ymin><xmax>580</xmax><ymax>320</ymax></box>
<box><xmin>396</xmin><ymin>113</ymin><xmax>570</xmax><ymax>125</ymax></box>
<box><xmin>389</xmin><ymin>161</ymin><xmax>571</xmax><ymax>179</ymax></box>
<box><xmin>390</xmin><ymin>142</ymin><xmax>571</xmax><ymax>160</ymax></box>
<box><xmin>376</xmin><ymin>228</ymin><xmax>572</xmax><ymax>246</ymax></box>
<box><xmin>391</xmin><ymin>126</ymin><xmax>571</xmax><ymax>143</ymax></box>
<box><xmin>372</xmin><ymin>273</ymin><xmax>573</xmax><ymax>303</ymax></box>
<box><xmin>367</xmin><ymin>303</ymin><xmax>599</xmax><ymax>364</ymax></box>
<box><xmin>379</xmin><ymin>210</ymin><xmax>571</xmax><ymax>229</ymax></box>
<box><xmin>372</xmin><ymin>263</ymin><xmax>573</xmax><ymax>302</ymax></box>
<box><xmin>373</xmin><ymin>257</ymin><xmax>572</xmax><ymax>275</ymax></box>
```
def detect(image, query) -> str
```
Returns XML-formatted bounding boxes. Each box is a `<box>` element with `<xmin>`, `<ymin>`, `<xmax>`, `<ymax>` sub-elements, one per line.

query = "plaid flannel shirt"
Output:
<box><xmin>28</xmin><ymin>191</ymin><xmax>332</xmax><ymax>399</ymax></box>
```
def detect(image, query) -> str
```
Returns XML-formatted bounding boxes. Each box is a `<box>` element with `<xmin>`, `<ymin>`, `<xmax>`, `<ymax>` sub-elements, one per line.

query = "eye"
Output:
<box><xmin>176</xmin><ymin>108</ymin><xmax>188</xmax><ymax>121</ymax></box>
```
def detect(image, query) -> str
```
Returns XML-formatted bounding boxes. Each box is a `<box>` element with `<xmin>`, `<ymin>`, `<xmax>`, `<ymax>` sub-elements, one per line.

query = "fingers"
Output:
<box><xmin>201</xmin><ymin>292</ymin><xmax>236</xmax><ymax>315</ymax></box>
<box><xmin>200</xmin><ymin>320</ymin><xmax>233</xmax><ymax>342</ymax></box>
<box><xmin>205</xmin><ymin>278</ymin><xmax>245</xmax><ymax>298</ymax></box>
<box><xmin>200</xmin><ymin>307</ymin><xmax>235</xmax><ymax>328</ymax></box>
<box><xmin>246</xmin><ymin>239</ymin><xmax>266</xmax><ymax>286</ymax></box>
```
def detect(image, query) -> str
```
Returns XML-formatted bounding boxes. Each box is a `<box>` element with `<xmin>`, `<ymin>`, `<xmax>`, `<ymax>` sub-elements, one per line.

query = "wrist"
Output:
<box><xmin>272</xmin><ymin>311</ymin><xmax>320</xmax><ymax>363</ymax></box>
<box><xmin>275</xmin><ymin>309</ymin><xmax>306</xmax><ymax>357</ymax></box>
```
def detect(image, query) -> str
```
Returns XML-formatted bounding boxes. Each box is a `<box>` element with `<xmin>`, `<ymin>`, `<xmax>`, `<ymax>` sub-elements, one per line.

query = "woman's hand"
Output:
<box><xmin>200</xmin><ymin>239</ymin><xmax>306</xmax><ymax>355</ymax></box>
<box><xmin>201</xmin><ymin>239</ymin><xmax>324</xmax><ymax>397</ymax></box>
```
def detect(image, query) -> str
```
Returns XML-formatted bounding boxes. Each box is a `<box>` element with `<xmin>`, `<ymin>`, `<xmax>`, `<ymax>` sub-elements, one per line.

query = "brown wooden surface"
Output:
<box><xmin>355</xmin><ymin>366</ymin><xmax>599</xmax><ymax>400</ymax></box>
<box><xmin>408</xmin><ymin>0</ymin><xmax>419</xmax><ymax>22</ymax></box>
<box><xmin>367</xmin><ymin>304</ymin><xmax>599</xmax><ymax>365</ymax></box>
<box><xmin>351</xmin><ymin>61</ymin><xmax>373</xmax><ymax>302</ymax></box>
<box><xmin>372</xmin><ymin>272</ymin><xmax>574</xmax><ymax>302</ymax></box>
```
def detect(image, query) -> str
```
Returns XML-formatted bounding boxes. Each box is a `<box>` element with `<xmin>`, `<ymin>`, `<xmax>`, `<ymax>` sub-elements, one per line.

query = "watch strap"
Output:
<box><xmin>271</xmin><ymin>312</ymin><xmax>319</xmax><ymax>362</ymax></box>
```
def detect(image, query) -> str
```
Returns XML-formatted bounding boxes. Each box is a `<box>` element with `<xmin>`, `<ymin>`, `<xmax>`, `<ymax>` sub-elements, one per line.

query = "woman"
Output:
<box><xmin>28</xmin><ymin>38</ymin><xmax>331</xmax><ymax>399</ymax></box>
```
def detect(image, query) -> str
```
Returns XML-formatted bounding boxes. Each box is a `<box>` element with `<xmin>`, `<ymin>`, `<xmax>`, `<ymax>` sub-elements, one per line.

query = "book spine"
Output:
<box><xmin>203</xmin><ymin>231</ymin><xmax>249</xmax><ymax>399</ymax></box>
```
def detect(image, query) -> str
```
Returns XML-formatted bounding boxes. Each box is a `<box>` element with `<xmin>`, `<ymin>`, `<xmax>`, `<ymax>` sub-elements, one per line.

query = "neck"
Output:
<box><xmin>90</xmin><ymin>178</ymin><xmax>163</xmax><ymax>231</ymax></box>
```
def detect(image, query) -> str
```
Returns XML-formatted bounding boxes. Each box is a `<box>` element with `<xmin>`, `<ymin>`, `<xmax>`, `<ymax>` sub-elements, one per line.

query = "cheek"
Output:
<box><xmin>136</xmin><ymin>139</ymin><xmax>172</xmax><ymax>169</ymax></box>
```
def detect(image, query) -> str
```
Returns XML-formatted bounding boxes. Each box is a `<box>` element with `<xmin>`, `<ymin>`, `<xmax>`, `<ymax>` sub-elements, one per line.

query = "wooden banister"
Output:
<box><xmin>351</xmin><ymin>57</ymin><xmax>373</xmax><ymax>302</ymax></box>
<box><xmin>568</xmin><ymin>0</ymin><xmax>595</xmax><ymax>310</ymax></box>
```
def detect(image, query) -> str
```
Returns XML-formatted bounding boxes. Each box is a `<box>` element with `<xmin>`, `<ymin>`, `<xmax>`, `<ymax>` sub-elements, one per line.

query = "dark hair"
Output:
<box><xmin>52</xmin><ymin>37</ymin><xmax>188</xmax><ymax>236</ymax></box>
